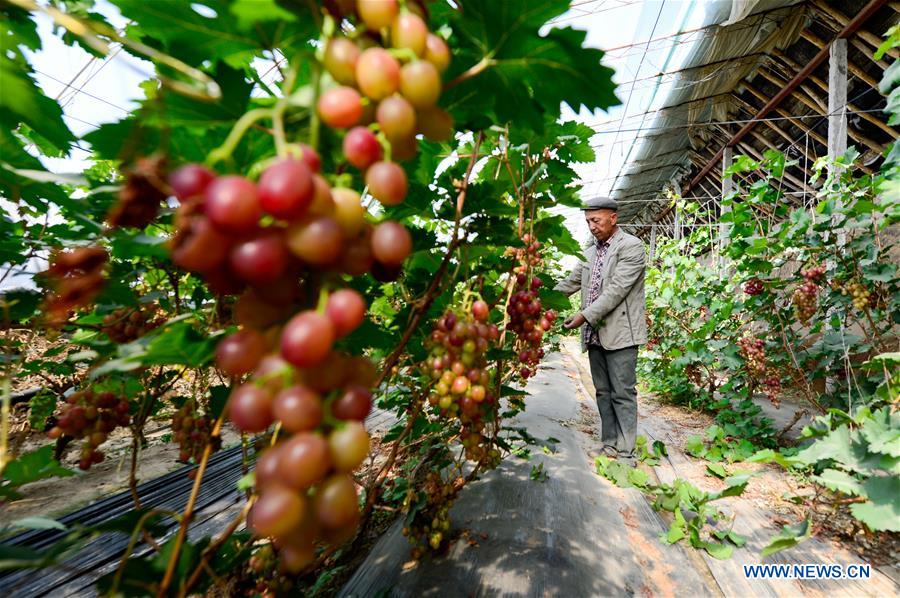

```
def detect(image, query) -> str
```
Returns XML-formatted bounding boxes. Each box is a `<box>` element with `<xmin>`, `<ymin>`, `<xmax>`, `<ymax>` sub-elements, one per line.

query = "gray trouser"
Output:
<box><xmin>587</xmin><ymin>345</ymin><xmax>638</xmax><ymax>455</ymax></box>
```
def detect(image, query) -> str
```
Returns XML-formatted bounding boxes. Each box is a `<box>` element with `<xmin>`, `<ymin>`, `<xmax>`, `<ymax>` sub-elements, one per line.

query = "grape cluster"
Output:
<box><xmin>791</xmin><ymin>265</ymin><xmax>825</xmax><ymax>323</ymax></box>
<box><xmin>506</xmin><ymin>275</ymin><xmax>555</xmax><ymax>380</ymax></box>
<box><xmin>101</xmin><ymin>305</ymin><xmax>163</xmax><ymax>343</ymax></box>
<box><xmin>47</xmin><ymin>390</ymin><xmax>130</xmax><ymax>470</ymax></box>
<box><xmin>168</xmin><ymin>155</ymin><xmax>413</xmax><ymax>302</ymax></box>
<box><xmin>171</xmin><ymin>401</ymin><xmax>220</xmax><ymax>465</ymax></box>
<box><xmin>737</xmin><ymin>336</ymin><xmax>781</xmax><ymax>404</ymax></box>
<box><xmin>318</xmin><ymin>0</ymin><xmax>454</xmax><ymax>163</ymax></box>
<box><xmin>841</xmin><ymin>281</ymin><xmax>872</xmax><ymax>311</ymax></box>
<box><xmin>211</xmin><ymin>290</ymin><xmax>375</xmax><ymax>573</ymax></box>
<box><xmin>743</xmin><ymin>277</ymin><xmax>764</xmax><ymax>296</ymax></box>
<box><xmin>506</xmin><ymin>233</ymin><xmax>544</xmax><ymax>273</ymax></box>
<box><xmin>402</xmin><ymin>472</ymin><xmax>464</xmax><ymax>557</ymax></box>
<box><xmin>761</xmin><ymin>374</ymin><xmax>781</xmax><ymax>408</ymax></box>
<box><xmin>737</xmin><ymin>336</ymin><xmax>766</xmax><ymax>378</ymax></box>
<box><xmin>424</xmin><ymin>303</ymin><xmax>496</xmax><ymax>414</ymax></box>
<box><xmin>42</xmin><ymin>246</ymin><xmax>109</xmax><ymax>326</ymax></box>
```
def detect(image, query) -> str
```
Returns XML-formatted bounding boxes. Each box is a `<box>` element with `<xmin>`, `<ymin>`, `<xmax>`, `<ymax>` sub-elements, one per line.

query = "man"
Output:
<box><xmin>554</xmin><ymin>197</ymin><xmax>647</xmax><ymax>466</ymax></box>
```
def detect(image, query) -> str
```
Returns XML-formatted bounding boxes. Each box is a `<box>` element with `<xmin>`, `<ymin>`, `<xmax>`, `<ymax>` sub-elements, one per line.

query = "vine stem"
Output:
<box><xmin>111</xmin><ymin>509</ymin><xmax>179</xmax><ymax>595</ymax></box>
<box><xmin>158</xmin><ymin>413</ymin><xmax>225</xmax><ymax>597</ymax></box>
<box><xmin>445</xmin><ymin>56</ymin><xmax>493</xmax><ymax>90</ymax></box>
<box><xmin>180</xmin><ymin>497</ymin><xmax>256</xmax><ymax>597</ymax></box>
<box><xmin>207</xmin><ymin>108</ymin><xmax>274</xmax><ymax>165</ymax></box>
<box><xmin>0</xmin><ymin>378</ymin><xmax>9</xmax><ymax>474</ymax></box>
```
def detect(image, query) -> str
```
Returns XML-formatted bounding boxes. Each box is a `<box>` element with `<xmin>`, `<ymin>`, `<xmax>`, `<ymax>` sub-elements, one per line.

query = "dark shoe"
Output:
<box><xmin>601</xmin><ymin>445</ymin><xmax>618</xmax><ymax>458</ymax></box>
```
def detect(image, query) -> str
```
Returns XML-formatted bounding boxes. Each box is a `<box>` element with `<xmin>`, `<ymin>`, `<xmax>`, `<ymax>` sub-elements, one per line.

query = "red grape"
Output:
<box><xmin>216</xmin><ymin>329</ymin><xmax>267</xmax><ymax>376</ymax></box>
<box><xmin>328</xmin><ymin>422</ymin><xmax>370</xmax><ymax>472</ymax></box>
<box><xmin>326</xmin><ymin>288</ymin><xmax>367</xmax><ymax>337</ymax></box>
<box><xmin>249</xmin><ymin>485</ymin><xmax>305</xmax><ymax>537</ymax></box>
<box><xmin>313</xmin><ymin>474</ymin><xmax>358</xmax><ymax>529</ymax></box>
<box><xmin>416</xmin><ymin>106</ymin><xmax>453</xmax><ymax>141</ymax></box>
<box><xmin>387</xmin><ymin>132</ymin><xmax>418</xmax><ymax>160</ymax></box>
<box><xmin>204</xmin><ymin>175</ymin><xmax>261</xmax><ymax>233</ymax></box>
<box><xmin>331</xmin><ymin>188</ymin><xmax>367</xmax><ymax>236</ymax></box>
<box><xmin>400</xmin><ymin>61</ymin><xmax>441</xmax><ymax>108</ymax></box>
<box><xmin>331</xmin><ymin>385</ymin><xmax>372</xmax><ymax>421</ymax></box>
<box><xmin>356</xmin><ymin>48</ymin><xmax>400</xmax><ymax>100</ymax></box>
<box><xmin>172</xmin><ymin>216</ymin><xmax>231</xmax><ymax>272</ymax></box>
<box><xmin>357</xmin><ymin>0</ymin><xmax>397</xmax><ymax>29</ymax></box>
<box><xmin>424</xmin><ymin>33</ymin><xmax>450</xmax><ymax>72</ymax></box>
<box><xmin>254</xmin><ymin>447</ymin><xmax>282</xmax><ymax>489</ymax></box>
<box><xmin>371</xmin><ymin>221</ymin><xmax>412</xmax><ymax>266</ymax></box>
<box><xmin>376</xmin><ymin>95</ymin><xmax>415</xmax><ymax>139</ymax></box>
<box><xmin>324</xmin><ymin>37</ymin><xmax>360</xmax><ymax>85</ymax></box>
<box><xmin>273</xmin><ymin>385</ymin><xmax>323</xmax><ymax>432</ymax></box>
<box><xmin>343</xmin><ymin>126</ymin><xmax>383</xmax><ymax>169</ymax></box>
<box><xmin>277</xmin><ymin>432</ymin><xmax>331</xmax><ymax>489</ymax></box>
<box><xmin>169</xmin><ymin>164</ymin><xmax>215</xmax><ymax>200</ymax></box>
<box><xmin>309</xmin><ymin>175</ymin><xmax>336</xmax><ymax>216</ymax></box>
<box><xmin>318</xmin><ymin>86</ymin><xmax>363</xmax><ymax>128</ymax></box>
<box><xmin>286</xmin><ymin>216</ymin><xmax>344</xmax><ymax>265</ymax></box>
<box><xmin>258</xmin><ymin>158</ymin><xmax>314</xmax><ymax>220</ymax></box>
<box><xmin>228</xmin><ymin>384</ymin><xmax>274</xmax><ymax>433</ymax></box>
<box><xmin>230</xmin><ymin>234</ymin><xmax>289</xmax><ymax>284</ymax></box>
<box><xmin>471</xmin><ymin>300</ymin><xmax>489</xmax><ymax>321</ymax></box>
<box><xmin>254</xmin><ymin>354</ymin><xmax>293</xmax><ymax>393</ymax></box>
<box><xmin>298</xmin><ymin>143</ymin><xmax>321</xmax><ymax>172</ymax></box>
<box><xmin>391</xmin><ymin>13</ymin><xmax>427</xmax><ymax>57</ymax></box>
<box><xmin>365</xmin><ymin>161</ymin><xmax>407</xmax><ymax>206</ymax></box>
<box><xmin>280</xmin><ymin>311</ymin><xmax>335</xmax><ymax>367</ymax></box>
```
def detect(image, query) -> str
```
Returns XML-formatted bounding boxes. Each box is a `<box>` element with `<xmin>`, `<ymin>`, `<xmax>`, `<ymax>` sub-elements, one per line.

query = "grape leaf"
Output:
<box><xmin>437</xmin><ymin>0</ymin><xmax>618</xmax><ymax>132</ymax></box>
<box><xmin>761</xmin><ymin>517</ymin><xmax>812</xmax><ymax>557</ymax></box>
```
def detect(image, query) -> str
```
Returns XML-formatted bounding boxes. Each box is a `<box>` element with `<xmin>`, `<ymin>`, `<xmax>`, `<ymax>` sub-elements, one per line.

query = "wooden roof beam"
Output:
<box><xmin>798</xmin><ymin>29</ymin><xmax>884</xmax><ymax>88</ymax></box>
<box><xmin>799</xmin><ymin>26</ymin><xmax>890</xmax><ymax>72</ymax></box>
<box><xmin>810</xmin><ymin>0</ymin><xmax>900</xmax><ymax>60</ymax></box>
<box><xmin>765</xmin><ymin>55</ymin><xmax>897</xmax><ymax>138</ymax></box>
<box><xmin>749</xmin><ymin>71</ymin><xmax>887</xmax><ymax>151</ymax></box>
<box><xmin>742</xmin><ymin>82</ymin><xmax>830</xmax><ymax>147</ymax></box>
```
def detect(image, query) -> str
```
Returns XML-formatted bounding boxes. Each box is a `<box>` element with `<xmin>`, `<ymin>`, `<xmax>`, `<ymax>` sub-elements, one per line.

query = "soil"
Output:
<box><xmin>563</xmin><ymin>338</ymin><xmax>899</xmax><ymax>572</ymax></box>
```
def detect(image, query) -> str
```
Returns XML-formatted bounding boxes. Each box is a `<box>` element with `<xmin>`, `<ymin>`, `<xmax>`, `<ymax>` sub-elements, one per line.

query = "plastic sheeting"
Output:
<box><xmin>610</xmin><ymin>0</ymin><xmax>807</xmax><ymax>222</ymax></box>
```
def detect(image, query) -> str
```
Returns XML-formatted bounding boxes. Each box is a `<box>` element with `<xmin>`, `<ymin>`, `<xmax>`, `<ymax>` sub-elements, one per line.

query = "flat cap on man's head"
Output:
<box><xmin>580</xmin><ymin>196</ymin><xmax>618</xmax><ymax>211</ymax></box>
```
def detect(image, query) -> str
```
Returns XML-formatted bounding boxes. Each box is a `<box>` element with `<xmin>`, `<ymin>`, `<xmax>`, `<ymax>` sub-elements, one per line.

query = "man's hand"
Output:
<box><xmin>563</xmin><ymin>312</ymin><xmax>586</xmax><ymax>330</ymax></box>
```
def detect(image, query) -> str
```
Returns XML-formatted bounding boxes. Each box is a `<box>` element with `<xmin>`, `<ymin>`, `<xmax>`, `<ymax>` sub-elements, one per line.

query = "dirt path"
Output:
<box><xmin>341</xmin><ymin>351</ymin><xmax>715</xmax><ymax>597</ymax></box>
<box><xmin>341</xmin><ymin>345</ymin><xmax>899</xmax><ymax>597</ymax></box>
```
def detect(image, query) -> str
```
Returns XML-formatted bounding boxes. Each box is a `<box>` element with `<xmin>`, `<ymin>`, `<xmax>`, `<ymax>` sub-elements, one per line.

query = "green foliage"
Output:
<box><xmin>761</xmin><ymin>517</ymin><xmax>812</xmax><ymax>557</ymax></box>
<box><xmin>0</xmin><ymin>0</ymin><xmax>619</xmax><ymax>590</ymax></box>
<box><xmin>0</xmin><ymin>446</ymin><xmax>74</xmax><ymax>500</ymax></box>
<box><xmin>685</xmin><ymin>424</ymin><xmax>760</xmax><ymax>464</ymax></box>
<box><xmin>595</xmin><ymin>455</ymin><xmax>749</xmax><ymax>559</ymax></box>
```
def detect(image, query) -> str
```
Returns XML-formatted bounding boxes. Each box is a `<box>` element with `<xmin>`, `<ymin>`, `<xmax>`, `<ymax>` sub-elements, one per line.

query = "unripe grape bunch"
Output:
<box><xmin>48</xmin><ymin>390</ymin><xmax>131</xmax><ymax>470</ymax></box>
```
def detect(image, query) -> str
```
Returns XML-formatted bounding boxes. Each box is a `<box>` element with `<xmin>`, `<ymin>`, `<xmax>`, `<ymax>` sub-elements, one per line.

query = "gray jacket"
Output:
<box><xmin>554</xmin><ymin>229</ymin><xmax>648</xmax><ymax>352</ymax></box>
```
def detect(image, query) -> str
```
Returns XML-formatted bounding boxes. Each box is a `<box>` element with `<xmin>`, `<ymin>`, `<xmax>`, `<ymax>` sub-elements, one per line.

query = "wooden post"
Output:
<box><xmin>827</xmin><ymin>39</ymin><xmax>848</xmax><ymax>397</ymax></box>
<box><xmin>828</xmin><ymin>39</ymin><xmax>848</xmax><ymax>173</ymax></box>
<box><xmin>719</xmin><ymin>147</ymin><xmax>733</xmax><ymax>275</ymax></box>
